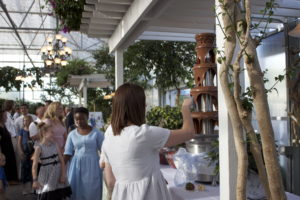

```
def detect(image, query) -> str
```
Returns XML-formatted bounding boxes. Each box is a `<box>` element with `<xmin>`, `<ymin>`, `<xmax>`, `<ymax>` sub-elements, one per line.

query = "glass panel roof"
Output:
<box><xmin>0</xmin><ymin>0</ymin><xmax>103</xmax><ymax>103</ymax></box>
<box><xmin>0</xmin><ymin>0</ymin><xmax>103</xmax><ymax>66</ymax></box>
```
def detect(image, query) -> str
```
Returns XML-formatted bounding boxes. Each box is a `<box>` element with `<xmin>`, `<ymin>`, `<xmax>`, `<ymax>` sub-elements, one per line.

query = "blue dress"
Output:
<box><xmin>0</xmin><ymin>167</ymin><xmax>7</xmax><ymax>188</ymax></box>
<box><xmin>64</xmin><ymin>128</ymin><xmax>104</xmax><ymax>200</ymax></box>
<box><xmin>18</xmin><ymin>129</ymin><xmax>33</xmax><ymax>183</ymax></box>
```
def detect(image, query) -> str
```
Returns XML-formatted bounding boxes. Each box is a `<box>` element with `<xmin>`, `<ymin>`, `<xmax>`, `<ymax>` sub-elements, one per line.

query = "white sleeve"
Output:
<box><xmin>144</xmin><ymin>125</ymin><xmax>171</xmax><ymax>151</ymax></box>
<box><xmin>29</xmin><ymin>122</ymin><xmax>38</xmax><ymax>137</ymax></box>
<box><xmin>101</xmin><ymin>145</ymin><xmax>110</xmax><ymax>164</ymax></box>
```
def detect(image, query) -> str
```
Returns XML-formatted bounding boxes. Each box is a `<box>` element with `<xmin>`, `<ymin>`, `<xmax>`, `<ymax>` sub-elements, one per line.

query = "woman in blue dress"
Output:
<box><xmin>64</xmin><ymin>107</ymin><xmax>104</xmax><ymax>200</ymax></box>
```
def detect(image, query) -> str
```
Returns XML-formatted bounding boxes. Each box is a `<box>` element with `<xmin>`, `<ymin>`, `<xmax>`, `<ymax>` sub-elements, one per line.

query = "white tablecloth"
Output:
<box><xmin>160</xmin><ymin>165</ymin><xmax>300</xmax><ymax>200</ymax></box>
<box><xmin>160</xmin><ymin>165</ymin><xmax>219</xmax><ymax>200</ymax></box>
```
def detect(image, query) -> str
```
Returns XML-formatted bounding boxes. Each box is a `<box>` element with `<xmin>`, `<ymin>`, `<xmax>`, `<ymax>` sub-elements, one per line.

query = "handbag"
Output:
<box><xmin>26</xmin><ymin>139</ymin><xmax>35</xmax><ymax>155</ymax></box>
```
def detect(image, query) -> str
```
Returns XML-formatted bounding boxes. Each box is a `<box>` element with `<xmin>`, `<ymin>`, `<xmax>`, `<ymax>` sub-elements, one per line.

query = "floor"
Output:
<box><xmin>6</xmin><ymin>184</ymin><xmax>36</xmax><ymax>200</ymax></box>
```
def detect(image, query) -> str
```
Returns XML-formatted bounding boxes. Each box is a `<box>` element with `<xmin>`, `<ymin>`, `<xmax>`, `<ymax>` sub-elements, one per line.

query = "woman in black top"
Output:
<box><xmin>0</xmin><ymin>108</ymin><xmax>18</xmax><ymax>182</ymax></box>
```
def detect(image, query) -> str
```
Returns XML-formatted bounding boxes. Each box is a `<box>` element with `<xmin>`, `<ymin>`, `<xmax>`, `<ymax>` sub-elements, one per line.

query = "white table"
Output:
<box><xmin>160</xmin><ymin>165</ymin><xmax>300</xmax><ymax>200</ymax></box>
<box><xmin>160</xmin><ymin>165</ymin><xmax>219</xmax><ymax>200</ymax></box>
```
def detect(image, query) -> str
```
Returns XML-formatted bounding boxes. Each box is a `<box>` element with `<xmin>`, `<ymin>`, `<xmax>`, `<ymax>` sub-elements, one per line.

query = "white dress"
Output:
<box><xmin>102</xmin><ymin>124</ymin><xmax>172</xmax><ymax>200</ymax></box>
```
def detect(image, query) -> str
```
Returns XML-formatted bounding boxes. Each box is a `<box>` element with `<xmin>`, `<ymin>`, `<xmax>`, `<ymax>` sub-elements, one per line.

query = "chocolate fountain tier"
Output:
<box><xmin>191</xmin><ymin>111</ymin><xmax>218</xmax><ymax>120</ymax></box>
<box><xmin>195</xmin><ymin>33</ymin><xmax>216</xmax><ymax>48</ymax></box>
<box><xmin>193</xmin><ymin>67</ymin><xmax>216</xmax><ymax>87</ymax></box>
<box><xmin>193</xmin><ymin>63</ymin><xmax>217</xmax><ymax>69</ymax></box>
<box><xmin>191</xmin><ymin>87</ymin><xmax>217</xmax><ymax>97</ymax></box>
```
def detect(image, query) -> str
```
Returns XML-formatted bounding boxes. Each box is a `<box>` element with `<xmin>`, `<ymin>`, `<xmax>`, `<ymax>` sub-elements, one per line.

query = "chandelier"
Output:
<box><xmin>40</xmin><ymin>34</ymin><xmax>72</xmax><ymax>73</ymax></box>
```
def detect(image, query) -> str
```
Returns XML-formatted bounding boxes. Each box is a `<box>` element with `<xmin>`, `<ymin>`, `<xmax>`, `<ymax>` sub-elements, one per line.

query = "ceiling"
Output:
<box><xmin>81</xmin><ymin>0</ymin><xmax>300</xmax><ymax>52</ymax></box>
<box><xmin>0</xmin><ymin>0</ymin><xmax>103</xmax><ymax>66</ymax></box>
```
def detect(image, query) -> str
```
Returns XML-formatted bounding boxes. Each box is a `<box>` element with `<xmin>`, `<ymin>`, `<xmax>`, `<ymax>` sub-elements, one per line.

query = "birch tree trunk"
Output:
<box><xmin>236</xmin><ymin>2</ymin><xmax>286</xmax><ymax>199</ymax></box>
<box><xmin>218</xmin><ymin>1</ymin><xmax>248</xmax><ymax>199</ymax></box>
<box><xmin>243</xmin><ymin>36</ymin><xmax>286</xmax><ymax>200</ymax></box>
<box><xmin>217</xmin><ymin>0</ymin><xmax>286</xmax><ymax>199</ymax></box>
<box><xmin>233</xmin><ymin>3</ymin><xmax>271</xmax><ymax>199</ymax></box>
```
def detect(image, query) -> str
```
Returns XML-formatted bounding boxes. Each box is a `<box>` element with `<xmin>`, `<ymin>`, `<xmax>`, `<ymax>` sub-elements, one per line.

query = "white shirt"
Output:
<box><xmin>14</xmin><ymin>114</ymin><xmax>37</xmax><ymax>135</ymax></box>
<box><xmin>13</xmin><ymin>112</ymin><xmax>20</xmax><ymax>121</ymax></box>
<box><xmin>102</xmin><ymin>124</ymin><xmax>171</xmax><ymax>200</ymax></box>
<box><xmin>5</xmin><ymin>111</ymin><xmax>17</xmax><ymax>137</ymax></box>
<box><xmin>29</xmin><ymin>118</ymin><xmax>42</xmax><ymax>137</ymax></box>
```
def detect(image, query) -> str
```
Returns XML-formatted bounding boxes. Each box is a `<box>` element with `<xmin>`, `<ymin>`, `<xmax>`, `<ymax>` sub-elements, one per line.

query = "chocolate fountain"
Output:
<box><xmin>186</xmin><ymin>33</ymin><xmax>218</xmax><ymax>182</ymax></box>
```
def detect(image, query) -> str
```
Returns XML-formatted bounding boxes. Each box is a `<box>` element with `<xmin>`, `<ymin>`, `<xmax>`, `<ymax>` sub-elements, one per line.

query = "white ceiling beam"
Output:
<box><xmin>88</xmin><ymin>24</ymin><xmax>117</xmax><ymax>30</ymax></box>
<box><xmin>86</xmin><ymin>0</ymin><xmax>98</xmax><ymax>4</ymax></box>
<box><xmin>86</xmin><ymin>29</ymin><xmax>113</xmax><ymax>34</ymax></box>
<box><xmin>89</xmin><ymin>18</ymin><xmax>120</xmax><ymax>25</ymax></box>
<box><xmin>81</xmin><ymin>18</ymin><xmax>90</xmax><ymax>24</ymax></box>
<box><xmin>99</xmin><ymin>0</ymin><xmax>133</xmax><ymax>5</ymax></box>
<box><xmin>96</xmin><ymin>3</ymin><xmax>129</xmax><ymax>13</ymax></box>
<box><xmin>84</xmin><ymin>4</ymin><xmax>96</xmax><ymax>12</ymax></box>
<box><xmin>93</xmin><ymin>11</ymin><xmax>124</xmax><ymax>19</ymax></box>
<box><xmin>82</xmin><ymin>11</ymin><xmax>93</xmax><ymax>18</ymax></box>
<box><xmin>147</xmin><ymin>25</ymin><xmax>212</xmax><ymax>34</ymax></box>
<box><xmin>139</xmin><ymin>31</ymin><xmax>196</xmax><ymax>42</ymax></box>
<box><xmin>107</xmin><ymin>0</ymin><xmax>158</xmax><ymax>52</ymax></box>
<box><xmin>87</xmin><ymin>33</ymin><xmax>111</xmax><ymax>38</ymax></box>
<box><xmin>150</xmin><ymin>19</ymin><xmax>214</xmax><ymax>30</ymax></box>
<box><xmin>107</xmin><ymin>0</ymin><xmax>179</xmax><ymax>52</ymax></box>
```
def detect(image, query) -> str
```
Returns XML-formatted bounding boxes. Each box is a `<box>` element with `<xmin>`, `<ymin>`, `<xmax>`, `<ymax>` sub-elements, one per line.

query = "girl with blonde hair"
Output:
<box><xmin>43</xmin><ymin>102</ymin><xmax>67</xmax><ymax>152</ymax></box>
<box><xmin>32</xmin><ymin>122</ymin><xmax>71</xmax><ymax>200</ymax></box>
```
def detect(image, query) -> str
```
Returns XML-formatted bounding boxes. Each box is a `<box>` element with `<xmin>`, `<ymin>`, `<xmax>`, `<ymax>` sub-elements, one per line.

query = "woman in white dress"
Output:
<box><xmin>102</xmin><ymin>83</ymin><xmax>195</xmax><ymax>200</ymax></box>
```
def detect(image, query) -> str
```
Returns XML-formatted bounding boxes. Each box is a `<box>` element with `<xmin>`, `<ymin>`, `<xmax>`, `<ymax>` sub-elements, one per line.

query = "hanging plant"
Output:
<box><xmin>44</xmin><ymin>0</ymin><xmax>85</xmax><ymax>31</ymax></box>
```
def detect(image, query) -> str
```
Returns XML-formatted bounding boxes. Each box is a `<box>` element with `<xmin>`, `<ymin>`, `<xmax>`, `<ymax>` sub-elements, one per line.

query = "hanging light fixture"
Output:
<box><xmin>40</xmin><ymin>34</ymin><xmax>72</xmax><ymax>73</ymax></box>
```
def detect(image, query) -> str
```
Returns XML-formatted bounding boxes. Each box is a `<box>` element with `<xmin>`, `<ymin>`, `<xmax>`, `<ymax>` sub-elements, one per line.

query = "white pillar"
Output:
<box><xmin>83</xmin><ymin>78</ymin><xmax>88</xmax><ymax>108</ymax></box>
<box><xmin>115</xmin><ymin>49</ymin><xmax>124</xmax><ymax>89</ymax></box>
<box><xmin>79</xmin><ymin>91</ymin><xmax>82</xmax><ymax>106</ymax></box>
<box><xmin>215</xmin><ymin>0</ymin><xmax>237</xmax><ymax>199</ymax></box>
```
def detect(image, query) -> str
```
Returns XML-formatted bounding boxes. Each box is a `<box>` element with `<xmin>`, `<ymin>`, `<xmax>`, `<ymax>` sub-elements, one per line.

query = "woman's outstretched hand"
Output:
<box><xmin>182</xmin><ymin>98</ymin><xmax>193</xmax><ymax>108</ymax></box>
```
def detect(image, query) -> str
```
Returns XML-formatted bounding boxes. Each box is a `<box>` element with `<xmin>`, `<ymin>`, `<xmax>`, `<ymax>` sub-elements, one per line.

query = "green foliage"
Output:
<box><xmin>207</xmin><ymin>135</ymin><xmax>264</xmax><ymax>175</ymax></box>
<box><xmin>0</xmin><ymin>66</ymin><xmax>43</xmax><ymax>94</ymax></box>
<box><xmin>146</xmin><ymin>106</ymin><xmax>183</xmax><ymax>130</ymax></box>
<box><xmin>41</xmin><ymin>87</ymin><xmax>76</xmax><ymax>105</ymax></box>
<box><xmin>56</xmin><ymin>59</ymin><xmax>95</xmax><ymax>87</ymax></box>
<box><xmin>86</xmin><ymin>88</ymin><xmax>113</xmax><ymax>123</ymax></box>
<box><xmin>93</xmin><ymin>40</ymin><xmax>196</xmax><ymax>90</ymax></box>
<box><xmin>42</xmin><ymin>59</ymin><xmax>95</xmax><ymax>105</ymax></box>
<box><xmin>93</xmin><ymin>46</ymin><xmax>116</xmax><ymax>86</ymax></box>
<box><xmin>0</xmin><ymin>66</ymin><xmax>22</xmax><ymax>92</ymax></box>
<box><xmin>27</xmin><ymin>67</ymin><xmax>44</xmax><ymax>89</ymax></box>
<box><xmin>44</xmin><ymin>0</ymin><xmax>85</xmax><ymax>31</ymax></box>
<box><xmin>207</xmin><ymin>140</ymin><xmax>219</xmax><ymax>175</ymax></box>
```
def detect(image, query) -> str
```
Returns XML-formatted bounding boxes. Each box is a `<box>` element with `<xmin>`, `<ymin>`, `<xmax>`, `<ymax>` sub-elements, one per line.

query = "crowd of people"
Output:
<box><xmin>0</xmin><ymin>83</ymin><xmax>195</xmax><ymax>200</ymax></box>
<box><xmin>0</xmin><ymin>100</ymin><xmax>104</xmax><ymax>200</ymax></box>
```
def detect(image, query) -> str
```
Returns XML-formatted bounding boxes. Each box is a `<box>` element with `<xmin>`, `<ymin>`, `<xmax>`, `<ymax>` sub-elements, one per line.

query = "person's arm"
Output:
<box><xmin>63</xmin><ymin>132</ymin><xmax>73</xmax><ymax>165</ymax></box>
<box><xmin>63</xmin><ymin>131</ymin><xmax>67</xmax><ymax>145</ymax></box>
<box><xmin>32</xmin><ymin>146</ymin><xmax>42</xmax><ymax>189</ymax></box>
<box><xmin>104</xmin><ymin>163</ymin><xmax>116</xmax><ymax>198</ymax></box>
<box><xmin>165</xmin><ymin>98</ymin><xmax>195</xmax><ymax>147</ymax></box>
<box><xmin>56</xmin><ymin>144</ymin><xmax>66</xmax><ymax>183</ymax></box>
<box><xmin>14</xmin><ymin>118</ymin><xmax>20</xmax><ymax>137</ymax></box>
<box><xmin>17</xmin><ymin>133</ymin><xmax>24</xmax><ymax>160</ymax></box>
<box><xmin>63</xmin><ymin>155</ymin><xmax>71</xmax><ymax>166</ymax></box>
